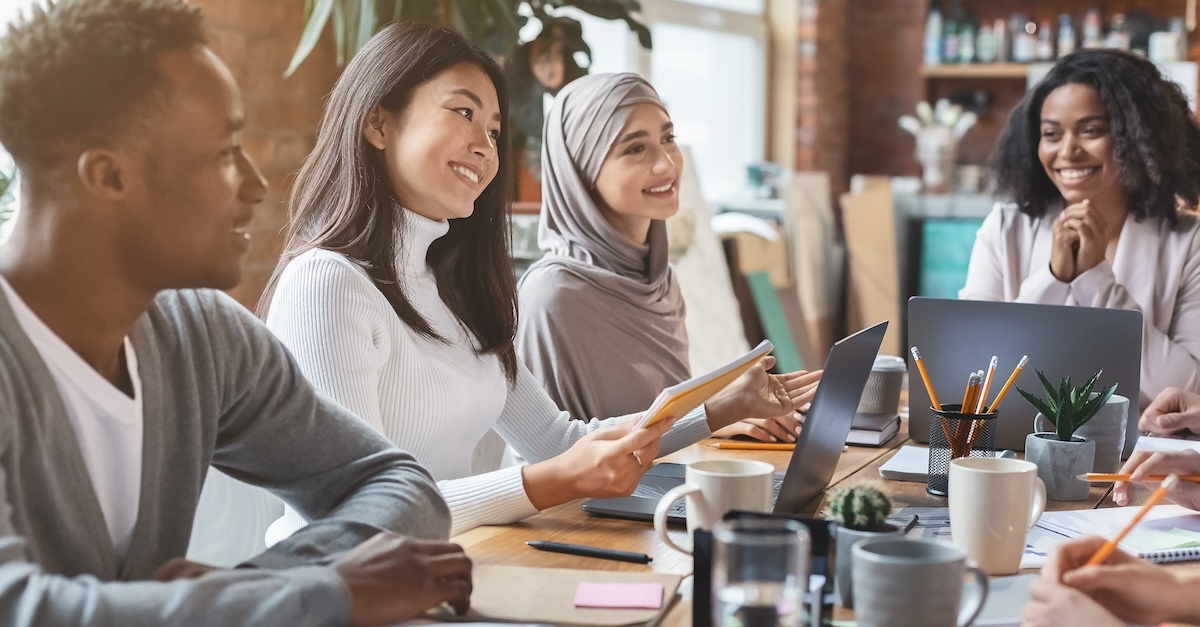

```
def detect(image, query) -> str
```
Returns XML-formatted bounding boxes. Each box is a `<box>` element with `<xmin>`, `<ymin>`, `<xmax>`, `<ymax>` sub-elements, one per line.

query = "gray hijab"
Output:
<box><xmin>516</xmin><ymin>73</ymin><xmax>690</xmax><ymax>420</ymax></box>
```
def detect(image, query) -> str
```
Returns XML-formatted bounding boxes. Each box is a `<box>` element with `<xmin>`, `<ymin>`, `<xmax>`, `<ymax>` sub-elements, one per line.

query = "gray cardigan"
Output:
<box><xmin>0</xmin><ymin>288</ymin><xmax>450</xmax><ymax>626</ymax></box>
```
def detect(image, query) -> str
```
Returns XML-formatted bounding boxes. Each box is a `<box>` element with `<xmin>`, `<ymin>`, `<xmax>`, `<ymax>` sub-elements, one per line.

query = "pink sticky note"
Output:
<box><xmin>573</xmin><ymin>582</ymin><xmax>664</xmax><ymax>609</ymax></box>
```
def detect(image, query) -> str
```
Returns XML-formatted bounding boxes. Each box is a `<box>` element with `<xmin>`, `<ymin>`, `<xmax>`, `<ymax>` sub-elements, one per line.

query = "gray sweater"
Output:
<box><xmin>0</xmin><ymin>288</ymin><xmax>450</xmax><ymax>626</ymax></box>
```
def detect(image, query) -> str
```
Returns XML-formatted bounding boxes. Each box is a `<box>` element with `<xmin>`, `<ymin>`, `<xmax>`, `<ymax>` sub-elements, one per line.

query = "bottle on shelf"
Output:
<box><xmin>923</xmin><ymin>2</ymin><xmax>943</xmax><ymax>66</ymax></box>
<box><xmin>1036</xmin><ymin>19</ymin><xmax>1055</xmax><ymax>60</ymax></box>
<box><xmin>959</xmin><ymin>16</ymin><xmax>976</xmax><ymax>63</ymax></box>
<box><xmin>1012</xmin><ymin>14</ymin><xmax>1036</xmax><ymax>63</ymax></box>
<box><xmin>1058</xmin><ymin>14</ymin><xmax>1077</xmax><ymax>58</ymax></box>
<box><xmin>993</xmin><ymin>18</ymin><xmax>1009</xmax><ymax>62</ymax></box>
<box><xmin>977</xmin><ymin>22</ymin><xmax>997</xmax><ymax>63</ymax></box>
<box><xmin>1107</xmin><ymin>13</ymin><xmax>1130</xmax><ymax>51</ymax></box>
<box><xmin>943</xmin><ymin>7</ymin><xmax>960</xmax><ymax>63</ymax></box>
<box><xmin>1082</xmin><ymin>8</ymin><xmax>1103</xmax><ymax>49</ymax></box>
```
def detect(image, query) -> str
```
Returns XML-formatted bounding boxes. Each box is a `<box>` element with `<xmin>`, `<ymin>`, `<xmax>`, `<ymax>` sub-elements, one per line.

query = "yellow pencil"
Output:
<box><xmin>1080</xmin><ymin>473</ymin><xmax>1200</xmax><ymax>483</ymax></box>
<box><xmin>1085</xmin><ymin>474</ymin><xmax>1179</xmax><ymax>566</ymax></box>
<box><xmin>985</xmin><ymin>355</ymin><xmax>1029</xmax><ymax>413</ymax></box>
<box><xmin>712</xmin><ymin>441</ymin><xmax>795</xmax><ymax>451</ymax></box>
<box><xmin>975</xmin><ymin>356</ymin><xmax>998</xmax><ymax>414</ymax></box>
<box><xmin>910</xmin><ymin>347</ymin><xmax>942</xmax><ymax>410</ymax></box>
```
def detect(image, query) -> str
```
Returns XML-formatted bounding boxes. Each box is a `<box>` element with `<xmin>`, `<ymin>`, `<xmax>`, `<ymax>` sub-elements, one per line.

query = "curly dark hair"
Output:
<box><xmin>0</xmin><ymin>0</ymin><xmax>206</xmax><ymax>173</ymax></box>
<box><xmin>990</xmin><ymin>49</ymin><xmax>1200</xmax><ymax>226</ymax></box>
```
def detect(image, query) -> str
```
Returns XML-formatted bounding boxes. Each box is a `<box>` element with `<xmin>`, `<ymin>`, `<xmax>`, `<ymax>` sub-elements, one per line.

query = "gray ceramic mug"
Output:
<box><xmin>852</xmin><ymin>538</ymin><xmax>988</xmax><ymax>627</ymax></box>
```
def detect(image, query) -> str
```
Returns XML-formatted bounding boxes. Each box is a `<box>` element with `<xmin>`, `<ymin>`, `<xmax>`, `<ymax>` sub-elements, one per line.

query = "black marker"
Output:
<box><xmin>526</xmin><ymin>540</ymin><xmax>652</xmax><ymax>564</ymax></box>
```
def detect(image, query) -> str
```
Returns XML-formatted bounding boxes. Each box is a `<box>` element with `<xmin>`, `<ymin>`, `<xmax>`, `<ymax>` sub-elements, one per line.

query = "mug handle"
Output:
<box><xmin>654</xmin><ymin>483</ymin><xmax>709</xmax><ymax>556</ymax></box>
<box><xmin>957</xmin><ymin>563</ymin><xmax>989</xmax><ymax>627</ymax></box>
<box><xmin>1033</xmin><ymin>413</ymin><xmax>1051</xmax><ymax>433</ymax></box>
<box><xmin>1027</xmin><ymin>476</ymin><xmax>1047</xmax><ymax>529</ymax></box>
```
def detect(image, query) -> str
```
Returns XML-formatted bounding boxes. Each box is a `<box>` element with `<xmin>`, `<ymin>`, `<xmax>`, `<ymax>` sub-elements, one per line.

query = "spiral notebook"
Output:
<box><xmin>1036</xmin><ymin>504</ymin><xmax>1200</xmax><ymax>564</ymax></box>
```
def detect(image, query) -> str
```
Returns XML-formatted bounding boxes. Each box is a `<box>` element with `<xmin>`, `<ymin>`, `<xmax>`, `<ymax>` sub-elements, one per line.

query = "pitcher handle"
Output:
<box><xmin>654</xmin><ymin>483</ymin><xmax>708</xmax><ymax>556</ymax></box>
<box><xmin>957</xmin><ymin>563</ymin><xmax>989</xmax><ymax>627</ymax></box>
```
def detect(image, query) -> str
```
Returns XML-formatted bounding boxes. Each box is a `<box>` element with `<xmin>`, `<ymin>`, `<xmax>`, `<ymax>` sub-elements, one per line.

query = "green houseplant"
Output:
<box><xmin>1018</xmin><ymin>370</ymin><xmax>1117</xmax><ymax>442</ymax></box>
<box><xmin>1018</xmin><ymin>370</ymin><xmax>1118</xmax><ymax>501</ymax></box>
<box><xmin>824</xmin><ymin>485</ymin><xmax>902</xmax><ymax>609</ymax></box>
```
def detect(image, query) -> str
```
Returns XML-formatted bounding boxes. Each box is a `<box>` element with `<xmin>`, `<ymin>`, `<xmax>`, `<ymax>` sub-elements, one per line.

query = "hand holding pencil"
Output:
<box><xmin>1113</xmin><ymin>449</ymin><xmax>1200</xmax><ymax>510</ymax></box>
<box><xmin>1035</xmin><ymin>534</ymin><xmax>1195</xmax><ymax>626</ymax></box>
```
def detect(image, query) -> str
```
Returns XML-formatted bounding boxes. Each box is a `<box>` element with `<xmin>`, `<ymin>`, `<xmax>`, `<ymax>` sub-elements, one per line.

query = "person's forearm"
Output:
<box><xmin>521</xmin><ymin>458</ymin><xmax>580</xmax><ymax>510</ymax></box>
<box><xmin>703</xmin><ymin>391</ymin><xmax>744</xmax><ymax>433</ymax></box>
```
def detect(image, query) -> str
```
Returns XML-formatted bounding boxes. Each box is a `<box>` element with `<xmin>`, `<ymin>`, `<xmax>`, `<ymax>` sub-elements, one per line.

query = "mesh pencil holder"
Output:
<box><xmin>926</xmin><ymin>404</ymin><xmax>998</xmax><ymax>497</ymax></box>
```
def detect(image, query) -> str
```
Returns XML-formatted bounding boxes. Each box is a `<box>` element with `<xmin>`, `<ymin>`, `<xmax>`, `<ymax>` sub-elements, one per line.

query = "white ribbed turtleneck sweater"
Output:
<box><xmin>264</xmin><ymin>211</ymin><xmax>711</xmax><ymax>537</ymax></box>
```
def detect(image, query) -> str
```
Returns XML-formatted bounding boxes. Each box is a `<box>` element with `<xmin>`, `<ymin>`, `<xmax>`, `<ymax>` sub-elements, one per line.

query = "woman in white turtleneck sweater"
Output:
<box><xmin>259</xmin><ymin>23</ymin><xmax>815</xmax><ymax>538</ymax></box>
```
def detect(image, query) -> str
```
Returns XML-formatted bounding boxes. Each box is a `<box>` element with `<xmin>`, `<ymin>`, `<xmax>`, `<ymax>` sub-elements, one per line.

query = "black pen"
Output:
<box><xmin>525</xmin><ymin>540</ymin><xmax>652</xmax><ymax>564</ymax></box>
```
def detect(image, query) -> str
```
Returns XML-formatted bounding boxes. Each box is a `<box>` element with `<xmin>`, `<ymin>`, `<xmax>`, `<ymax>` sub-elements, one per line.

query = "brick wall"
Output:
<box><xmin>191</xmin><ymin>0</ymin><xmax>339</xmax><ymax>310</ymax></box>
<box><xmin>795</xmin><ymin>0</ymin><xmax>850</xmax><ymax>198</ymax></box>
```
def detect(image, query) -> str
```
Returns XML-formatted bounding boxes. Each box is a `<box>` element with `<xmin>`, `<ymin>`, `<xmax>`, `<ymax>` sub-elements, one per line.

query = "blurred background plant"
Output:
<box><xmin>286</xmin><ymin>0</ymin><xmax>653</xmax><ymax>185</ymax></box>
<box><xmin>0</xmin><ymin>150</ymin><xmax>16</xmax><ymax>230</ymax></box>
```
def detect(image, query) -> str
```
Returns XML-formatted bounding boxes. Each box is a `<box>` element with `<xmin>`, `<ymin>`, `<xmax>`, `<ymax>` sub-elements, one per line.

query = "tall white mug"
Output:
<box><xmin>653</xmin><ymin>459</ymin><xmax>774</xmax><ymax>555</ymax></box>
<box><xmin>948</xmin><ymin>457</ymin><xmax>1046</xmax><ymax>575</ymax></box>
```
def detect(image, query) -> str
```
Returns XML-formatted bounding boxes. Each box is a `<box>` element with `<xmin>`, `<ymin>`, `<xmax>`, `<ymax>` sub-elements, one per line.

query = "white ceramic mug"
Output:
<box><xmin>653</xmin><ymin>459</ymin><xmax>774</xmax><ymax>555</ymax></box>
<box><xmin>948</xmin><ymin>457</ymin><xmax>1046</xmax><ymax>575</ymax></box>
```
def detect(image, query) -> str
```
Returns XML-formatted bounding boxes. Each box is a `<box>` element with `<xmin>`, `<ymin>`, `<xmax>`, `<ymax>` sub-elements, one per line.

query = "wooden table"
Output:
<box><xmin>452</xmin><ymin>424</ymin><xmax>1120</xmax><ymax>625</ymax></box>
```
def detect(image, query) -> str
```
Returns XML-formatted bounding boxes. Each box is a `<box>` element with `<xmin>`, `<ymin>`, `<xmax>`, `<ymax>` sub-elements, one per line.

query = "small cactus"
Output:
<box><xmin>824</xmin><ymin>485</ymin><xmax>893</xmax><ymax>531</ymax></box>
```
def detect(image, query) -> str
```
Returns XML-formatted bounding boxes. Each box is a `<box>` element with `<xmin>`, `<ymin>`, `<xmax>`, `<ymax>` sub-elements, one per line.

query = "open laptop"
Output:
<box><xmin>582</xmin><ymin>320</ymin><xmax>887</xmax><ymax>524</ymax></box>
<box><xmin>908</xmin><ymin>298</ymin><xmax>1141</xmax><ymax>454</ymax></box>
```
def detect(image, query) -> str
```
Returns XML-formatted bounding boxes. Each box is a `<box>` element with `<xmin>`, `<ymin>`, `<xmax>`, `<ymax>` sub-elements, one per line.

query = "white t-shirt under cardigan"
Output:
<box><xmin>959</xmin><ymin>203</ymin><xmax>1200</xmax><ymax>408</ymax></box>
<box><xmin>0</xmin><ymin>275</ymin><xmax>143</xmax><ymax>560</ymax></box>
<box><xmin>264</xmin><ymin>212</ymin><xmax>712</xmax><ymax>537</ymax></box>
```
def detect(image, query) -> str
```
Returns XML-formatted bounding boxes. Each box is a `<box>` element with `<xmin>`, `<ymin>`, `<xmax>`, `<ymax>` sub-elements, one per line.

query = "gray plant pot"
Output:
<box><xmin>834</xmin><ymin>523</ymin><xmax>905</xmax><ymax>608</ymax></box>
<box><xmin>1025</xmin><ymin>433</ymin><xmax>1095</xmax><ymax>501</ymax></box>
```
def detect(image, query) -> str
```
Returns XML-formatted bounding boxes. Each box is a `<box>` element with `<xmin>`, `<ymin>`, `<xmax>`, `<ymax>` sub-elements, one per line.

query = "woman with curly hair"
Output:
<box><xmin>960</xmin><ymin>49</ymin><xmax>1200</xmax><ymax>408</ymax></box>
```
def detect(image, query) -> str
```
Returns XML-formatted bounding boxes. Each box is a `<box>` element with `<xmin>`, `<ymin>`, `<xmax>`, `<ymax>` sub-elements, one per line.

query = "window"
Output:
<box><xmin>550</xmin><ymin>1</ymin><xmax>767</xmax><ymax>203</ymax></box>
<box><xmin>0</xmin><ymin>1</ymin><xmax>38</xmax><ymax>242</ymax></box>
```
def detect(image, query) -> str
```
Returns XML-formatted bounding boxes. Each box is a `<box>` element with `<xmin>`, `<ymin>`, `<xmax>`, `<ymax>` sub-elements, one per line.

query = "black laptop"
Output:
<box><xmin>582</xmin><ymin>321</ymin><xmax>888</xmax><ymax>523</ymax></box>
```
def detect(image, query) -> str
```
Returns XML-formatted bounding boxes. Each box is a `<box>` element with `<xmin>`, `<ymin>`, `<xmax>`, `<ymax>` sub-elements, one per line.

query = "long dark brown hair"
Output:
<box><xmin>260</xmin><ymin>21</ymin><xmax>517</xmax><ymax>382</ymax></box>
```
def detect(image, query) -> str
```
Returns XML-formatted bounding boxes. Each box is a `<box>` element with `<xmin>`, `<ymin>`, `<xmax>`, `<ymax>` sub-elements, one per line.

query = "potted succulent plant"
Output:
<box><xmin>1018</xmin><ymin>370</ymin><xmax>1117</xmax><ymax>501</ymax></box>
<box><xmin>825</xmin><ymin>484</ymin><xmax>904</xmax><ymax>609</ymax></box>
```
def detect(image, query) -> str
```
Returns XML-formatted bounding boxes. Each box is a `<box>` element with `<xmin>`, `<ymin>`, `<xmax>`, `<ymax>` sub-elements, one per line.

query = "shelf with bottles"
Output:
<box><xmin>919</xmin><ymin>63</ymin><xmax>1030</xmax><ymax>79</ymax></box>
<box><xmin>923</xmin><ymin>3</ymin><xmax>1191</xmax><ymax>70</ymax></box>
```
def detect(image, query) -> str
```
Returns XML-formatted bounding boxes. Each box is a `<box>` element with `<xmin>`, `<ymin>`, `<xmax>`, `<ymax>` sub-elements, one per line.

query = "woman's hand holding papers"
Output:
<box><xmin>1112</xmin><ymin>449</ymin><xmax>1200</xmax><ymax>509</ymax></box>
<box><xmin>1139</xmin><ymin>387</ymin><xmax>1200</xmax><ymax>437</ymax></box>
<box><xmin>522</xmin><ymin>414</ymin><xmax>676</xmax><ymax>510</ymax></box>
<box><xmin>1026</xmin><ymin>535</ymin><xmax>1200</xmax><ymax>626</ymax></box>
<box><xmin>707</xmin><ymin>356</ymin><xmax>822</xmax><ymax>441</ymax></box>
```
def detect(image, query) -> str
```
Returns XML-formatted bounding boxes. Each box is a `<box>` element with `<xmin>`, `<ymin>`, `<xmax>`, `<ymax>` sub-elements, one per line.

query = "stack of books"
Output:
<box><xmin>846</xmin><ymin>411</ymin><xmax>901</xmax><ymax>447</ymax></box>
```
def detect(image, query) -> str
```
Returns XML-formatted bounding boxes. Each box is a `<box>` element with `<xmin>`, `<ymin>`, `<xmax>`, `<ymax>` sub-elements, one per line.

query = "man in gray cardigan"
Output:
<box><xmin>0</xmin><ymin>1</ymin><xmax>471</xmax><ymax>625</ymax></box>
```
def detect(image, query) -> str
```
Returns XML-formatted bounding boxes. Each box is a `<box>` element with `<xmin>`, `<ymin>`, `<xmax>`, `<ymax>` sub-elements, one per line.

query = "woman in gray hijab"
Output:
<box><xmin>517</xmin><ymin>73</ymin><xmax>821</xmax><ymax>442</ymax></box>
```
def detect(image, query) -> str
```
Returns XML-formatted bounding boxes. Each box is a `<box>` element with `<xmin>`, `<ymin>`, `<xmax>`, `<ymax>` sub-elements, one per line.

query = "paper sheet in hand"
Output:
<box><xmin>638</xmin><ymin>340</ymin><xmax>774</xmax><ymax>428</ymax></box>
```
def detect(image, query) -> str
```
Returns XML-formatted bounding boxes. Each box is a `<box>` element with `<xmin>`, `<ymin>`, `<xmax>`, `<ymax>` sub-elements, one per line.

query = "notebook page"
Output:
<box><xmin>1036</xmin><ymin>505</ymin><xmax>1200</xmax><ymax>563</ymax></box>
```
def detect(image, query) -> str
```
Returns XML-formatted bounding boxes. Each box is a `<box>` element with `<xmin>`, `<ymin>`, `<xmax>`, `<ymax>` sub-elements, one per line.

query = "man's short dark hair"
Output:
<box><xmin>0</xmin><ymin>0</ymin><xmax>206</xmax><ymax>172</ymax></box>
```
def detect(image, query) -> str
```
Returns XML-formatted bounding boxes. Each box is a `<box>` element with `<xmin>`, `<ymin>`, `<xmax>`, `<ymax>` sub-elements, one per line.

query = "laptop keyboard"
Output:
<box><xmin>668</xmin><ymin>474</ymin><xmax>786</xmax><ymax>517</ymax></box>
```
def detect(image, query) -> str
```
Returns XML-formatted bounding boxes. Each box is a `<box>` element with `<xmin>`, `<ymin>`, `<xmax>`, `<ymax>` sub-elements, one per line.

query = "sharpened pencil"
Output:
<box><xmin>1079</xmin><ymin>473</ymin><xmax>1200</xmax><ymax>483</ymax></box>
<box><xmin>1085</xmin><ymin>474</ymin><xmax>1179</xmax><ymax>566</ymax></box>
